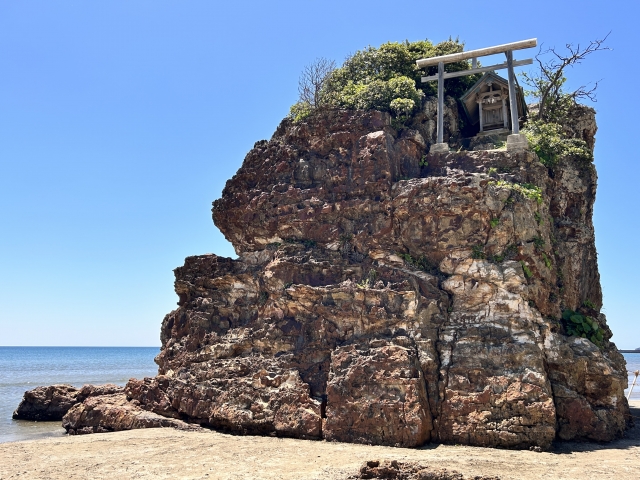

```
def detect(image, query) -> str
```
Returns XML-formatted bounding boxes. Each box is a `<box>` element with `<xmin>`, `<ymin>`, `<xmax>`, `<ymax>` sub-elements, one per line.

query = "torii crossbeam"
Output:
<box><xmin>416</xmin><ymin>38</ymin><xmax>537</xmax><ymax>153</ymax></box>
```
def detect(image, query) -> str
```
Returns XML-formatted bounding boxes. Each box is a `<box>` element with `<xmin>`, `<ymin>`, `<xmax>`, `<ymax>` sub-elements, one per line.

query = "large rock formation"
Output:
<box><xmin>29</xmin><ymin>99</ymin><xmax>630</xmax><ymax>449</ymax></box>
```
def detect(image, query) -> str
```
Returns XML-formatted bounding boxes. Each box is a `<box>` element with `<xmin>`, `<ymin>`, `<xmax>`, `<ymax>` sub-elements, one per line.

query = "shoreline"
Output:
<box><xmin>0</xmin><ymin>403</ymin><xmax>638</xmax><ymax>479</ymax></box>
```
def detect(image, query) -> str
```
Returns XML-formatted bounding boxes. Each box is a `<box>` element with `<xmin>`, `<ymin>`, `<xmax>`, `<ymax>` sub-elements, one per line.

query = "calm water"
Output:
<box><xmin>625</xmin><ymin>352</ymin><xmax>640</xmax><ymax>401</ymax></box>
<box><xmin>0</xmin><ymin>347</ymin><xmax>158</xmax><ymax>443</ymax></box>
<box><xmin>0</xmin><ymin>348</ymin><xmax>638</xmax><ymax>444</ymax></box>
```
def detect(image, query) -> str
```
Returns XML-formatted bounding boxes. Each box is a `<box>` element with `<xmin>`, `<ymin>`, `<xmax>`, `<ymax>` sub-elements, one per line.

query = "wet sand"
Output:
<box><xmin>1</xmin><ymin>402</ymin><xmax>639</xmax><ymax>480</ymax></box>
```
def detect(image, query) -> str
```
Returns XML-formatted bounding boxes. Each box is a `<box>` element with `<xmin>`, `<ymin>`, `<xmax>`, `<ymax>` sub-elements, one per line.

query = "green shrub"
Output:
<box><xmin>561</xmin><ymin>309</ymin><xmax>604</xmax><ymax>347</ymax></box>
<box><xmin>489</xmin><ymin>180</ymin><xmax>543</xmax><ymax>205</ymax></box>
<box><xmin>471</xmin><ymin>244</ymin><xmax>485</xmax><ymax>259</ymax></box>
<box><xmin>534</xmin><ymin>212</ymin><xmax>543</xmax><ymax>225</ymax></box>
<box><xmin>288</xmin><ymin>102</ymin><xmax>313</xmax><ymax>123</ymax></box>
<box><xmin>330</xmin><ymin>76</ymin><xmax>423</xmax><ymax>114</ymax></box>
<box><xmin>533</xmin><ymin>236</ymin><xmax>545</xmax><ymax>250</ymax></box>
<box><xmin>320</xmin><ymin>39</ymin><xmax>480</xmax><ymax>116</ymax></box>
<box><xmin>398</xmin><ymin>253</ymin><xmax>439</xmax><ymax>275</ymax></box>
<box><xmin>491</xmin><ymin>244</ymin><xmax>518</xmax><ymax>263</ymax></box>
<box><xmin>523</xmin><ymin>120</ymin><xmax>593</xmax><ymax>167</ymax></box>
<box><xmin>390</xmin><ymin>97</ymin><xmax>416</xmax><ymax>117</ymax></box>
<box><xmin>357</xmin><ymin>269</ymin><xmax>378</xmax><ymax>289</ymax></box>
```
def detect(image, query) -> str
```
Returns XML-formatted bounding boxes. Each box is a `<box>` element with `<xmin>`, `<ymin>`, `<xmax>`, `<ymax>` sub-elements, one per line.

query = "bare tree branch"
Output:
<box><xmin>521</xmin><ymin>33</ymin><xmax>611</xmax><ymax>122</ymax></box>
<box><xmin>298</xmin><ymin>58</ymin><xmax>336</xmax><ymax>108</ymax></box>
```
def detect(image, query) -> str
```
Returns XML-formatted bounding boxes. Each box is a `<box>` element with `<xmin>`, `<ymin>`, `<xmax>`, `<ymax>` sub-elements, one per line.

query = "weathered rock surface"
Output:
<box><xmin>13</xmin><ymin>384</ymin><xmax>123</xmax><ymax>421</ymax></box>
<box><xmin>348</xmin><ymin>460</ymin><xmax>501</xmax><ymax>480</ymax></box>
<box><xmin>324</xmin><ymin>339</ymin><xmax>432</xmax><ymax>447</ymax></box>
<box><xmin>31</xmin><ymin>101</ymin><xmax>629</xmax><ymax>448</ymax></box>
<box><xmin>62</xmin><ymin>393</ymin><xmax>202</xmax><ymax>435</ymax></box>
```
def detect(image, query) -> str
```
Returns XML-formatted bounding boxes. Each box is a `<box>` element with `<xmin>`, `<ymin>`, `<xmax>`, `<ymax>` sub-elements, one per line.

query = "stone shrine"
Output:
<box><xmin>459</xmin><ymin>71</ymin><xmax>527</xmax><ymax>135</ymax></box>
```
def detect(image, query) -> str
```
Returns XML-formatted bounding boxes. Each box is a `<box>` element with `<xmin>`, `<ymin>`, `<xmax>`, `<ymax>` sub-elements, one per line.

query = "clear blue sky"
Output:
<box><xmin>1</xmin><ymin>1</ymin><xmax>638</xmax><ymax>347</ymax></box>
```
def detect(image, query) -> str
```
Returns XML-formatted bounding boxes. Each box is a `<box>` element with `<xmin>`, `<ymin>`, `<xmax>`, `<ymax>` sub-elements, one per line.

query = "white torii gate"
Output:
<box><xmin>416</xmin><ymin>38</ymin><xmax>537</xmax><ymax>153</ymax></box>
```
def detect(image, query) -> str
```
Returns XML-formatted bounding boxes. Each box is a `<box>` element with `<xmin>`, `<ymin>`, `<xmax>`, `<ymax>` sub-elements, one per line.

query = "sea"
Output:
<box><xmin>0</xmin><ymin>347</ymin><xmax>159</xmax><ymax>443</ymax></box>
<box><xmin>0</xmin><ymin>347</ymin><xmax>638</xmax><ymax>444</ymax></box>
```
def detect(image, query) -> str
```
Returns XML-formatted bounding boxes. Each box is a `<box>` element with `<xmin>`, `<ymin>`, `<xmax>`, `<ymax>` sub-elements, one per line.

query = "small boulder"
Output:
<box><xmin>13</xmin><ymin>383</ymin><xmax>124</xmax><ymax>421</ymax></box>
<box><xmin>13</xmin><ymin>384</ymin><xmax>79</xmax><ymax>421</ymax></box>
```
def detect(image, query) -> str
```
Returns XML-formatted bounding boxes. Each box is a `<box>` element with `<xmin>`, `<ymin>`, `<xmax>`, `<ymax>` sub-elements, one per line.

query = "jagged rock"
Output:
<box><xmin>32</xmin><ymin>104</ymin><xmax>629</xmax><ymax>448</ymax></box>
<box><xmin>347</xmin><ymin>460</ymin><xmax>501</xmax><ymax>480</ymax></box>
<box><xmin>125</xmin><ymin>366</ymin><xmax>322</xmax><ymax>438</ymax></box>
<box><xmin>13</xmin><ymin>384</ymin><xmax>79</xmax><ymax>421</ymax></box>
<box><xmin>413</xmin><ymin>95</ymin><xmax>459</xmax><ymax>147</ymax></box>
<box><xmin>12</xmin><ymin>384</ymin><xmax>123</xmax><ymax>421</ymax></box>
<box><xmin>324</xmin><ymin>338</ymin><xmax>432</xmax><ymax>447</ymax></box>
<box><xmin>62</xmin><ymin>393</ymin><xmax>202</xmax><ymax>435</ymax></box>
<box><xmin>545</xmin><ymin>333</ymin><xmax>628</xmax><ymax>441</ymax></box>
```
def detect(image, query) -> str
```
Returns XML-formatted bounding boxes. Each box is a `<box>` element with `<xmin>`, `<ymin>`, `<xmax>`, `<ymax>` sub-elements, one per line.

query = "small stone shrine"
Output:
<box><xmin>459</xmin><ymin>71</ymin><xmax>527</xmax><ymax>134</ymax></box>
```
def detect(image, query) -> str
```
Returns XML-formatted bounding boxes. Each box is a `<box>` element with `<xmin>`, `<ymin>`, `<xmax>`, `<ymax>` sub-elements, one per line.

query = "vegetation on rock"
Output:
<box><xmin>488</xmin><ymin>180</ymin><xmax>543</xmax><ymax>205</ymax></box>
<box><xmin>290</xmin><ymin>38</ymin><xmax>480</xmax><ymax>121</ymax></box>
<box><xmin>523</xmin><ymin>119</ymin><xmax>593</xmax><ymax>167</ymax></box>
<box><xmin>397</xmin><ymin>252</ymin><xmax>440</xmax><ymax>276</ymax></box>
<box><xmin>561</xmin><ymin>309</ymin><xmax>604</xmax><ymax>347</ymax></box>
<box><xmin>521</xmin><ymin>35</ymin><xmax>609</xmax><ymax>167</ymax></box>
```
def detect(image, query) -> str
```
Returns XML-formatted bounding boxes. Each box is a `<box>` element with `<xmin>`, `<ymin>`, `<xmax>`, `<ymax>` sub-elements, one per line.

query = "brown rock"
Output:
<box><xmin>324</xmin><ymin>339</ymin><xmax>432</xmax><ymax>447</ymax></box>
<box><xmin>13</xmin><ymin>384</ymin><xmax>79</xmax><ymax>421</ymax></box>
<box><xmin>545</xmin><ymin>334</ymin><xmax>629</xmax><ymax>442</ymax></box>
<box><xmin>12</xmin><ymin>384</ymin><xmax>123</xmax><ymax>421</ymax></box>
<box><xmin>348</xmin><ymin>460</ymin><xmax>501</xmax><ymax>480</ymax></box>
<box><xmin>62</xmin><ymin>393</ymin><xmax>201</xmax><ymax>435</ymax></box>
<box><xmin>125</xmin><ymin>362</ymin><xmax>322</xmax><ymax>439</ymax></box>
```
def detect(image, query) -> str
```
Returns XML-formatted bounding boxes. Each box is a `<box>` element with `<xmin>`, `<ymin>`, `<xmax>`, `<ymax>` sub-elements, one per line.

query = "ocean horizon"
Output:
<box><xmin>1</xmin><ymin>347</ymin><xmax>639</xmax><ymax>444</ymax></box>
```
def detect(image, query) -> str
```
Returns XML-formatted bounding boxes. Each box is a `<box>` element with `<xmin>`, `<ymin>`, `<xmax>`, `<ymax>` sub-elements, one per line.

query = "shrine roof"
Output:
<box><xmin>459</xmin><ymin>72</ymin><xmax>509</xmax><ymax>104</ymax></box>
<box><xmin>459</xmin><ymin>71</ymin><xmax>528</xmax><ymax>126</ymax></box>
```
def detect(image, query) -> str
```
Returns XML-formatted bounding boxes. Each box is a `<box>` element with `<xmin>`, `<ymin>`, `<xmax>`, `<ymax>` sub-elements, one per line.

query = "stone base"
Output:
<box><xmin>465</xmin><ymin>131</ymin><xmax>510</xmax><ymax>152</ymax></box>
<box><xmin>476</xmin><ymin>128</ymin><xmax>510</xmax><ymax>137</ymax></box>
<box><xmin>430</xmin><ymin>143</ymin><xmax>449</xmax><ymax>154</ymax></box>
<box><xmin>506</xmin><ymin>134</ymin><xmax>528</xmax><ymax>152</ymax></box>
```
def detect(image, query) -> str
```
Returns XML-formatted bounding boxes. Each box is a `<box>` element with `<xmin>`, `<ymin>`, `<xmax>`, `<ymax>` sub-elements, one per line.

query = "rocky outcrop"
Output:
<box><xmin>62</xmin><ymin>392</ymin><xmax>202</xmax><ymax>435</ymax></box>
<box><xmin>348</xmin><ymin>460</ymin><xmax>500</xmax><ymax>480</ymax></box>
<box><xmin>25</xmin><ymin>100</ymin><xmax>629</xmax><ymax>449</ymax></box>
<box><xmin>13</xmin><ymin>384</ymin><xmax>123</xmax><ymax>421</ymax></box>
<box><xmin>324</xmin><ymin>338</ymin><xmax>432</xmax><ymax>447</ymax></box>
<box><xmin>124</xmin><ymin>366</ymin><xmax>322</xmax><ymax>438</ymax></box>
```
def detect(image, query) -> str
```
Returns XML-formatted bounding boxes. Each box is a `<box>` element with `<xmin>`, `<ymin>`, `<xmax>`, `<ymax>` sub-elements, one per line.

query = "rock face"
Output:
<box><xmin>62</xmin><ymin>392</ymin><xmax>202</xmax><ymax>435</ymax></box>
<box><xmin>44</xmin><ymin>101</ymin><xmax>629</xmax><ymax>448</ymax></box>
<box><xmin>13</xmin><ymin>384</ymin><xmax>123</xmax><ymax>421</ymax></box>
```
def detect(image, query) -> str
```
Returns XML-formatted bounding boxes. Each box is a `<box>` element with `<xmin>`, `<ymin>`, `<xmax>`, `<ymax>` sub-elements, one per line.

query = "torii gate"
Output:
<box><xmin>416</xmin><ymin>38</ymin><xmax>537</xmax><ymax>153</ymax></box>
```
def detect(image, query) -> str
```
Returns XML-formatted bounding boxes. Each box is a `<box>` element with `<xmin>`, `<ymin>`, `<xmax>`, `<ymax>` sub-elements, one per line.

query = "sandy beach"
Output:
<box><xmin>0</xmin><ymin>402</ymin><xmax>638</xmax><ymax>480</ymax></box>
